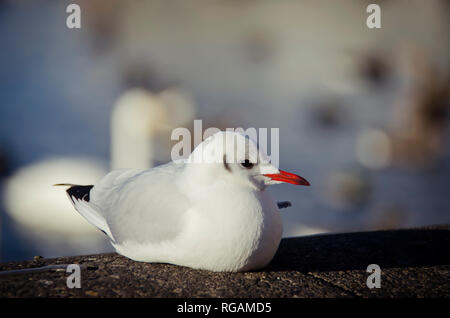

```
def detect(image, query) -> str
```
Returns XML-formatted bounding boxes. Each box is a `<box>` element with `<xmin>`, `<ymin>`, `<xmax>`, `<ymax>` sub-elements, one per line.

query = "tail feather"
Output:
<box><xmin>62</xmin><ymin>184</ymin><xmax>115</xmax><ymax>242</ymax></box>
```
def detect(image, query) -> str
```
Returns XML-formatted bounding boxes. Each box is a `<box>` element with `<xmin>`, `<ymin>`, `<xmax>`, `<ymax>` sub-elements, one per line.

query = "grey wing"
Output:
<box><xmin>90</xmin><ymin>162</ymin><xmax>190</xmax><ymax>245</ymax></box>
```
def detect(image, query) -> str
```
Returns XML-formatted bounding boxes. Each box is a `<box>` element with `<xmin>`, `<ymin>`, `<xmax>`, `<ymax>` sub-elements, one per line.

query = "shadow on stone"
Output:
<box><xmin>266</xmin><ymin>227</ymin><xmax>450</xmax><ymax>273</ymax></box>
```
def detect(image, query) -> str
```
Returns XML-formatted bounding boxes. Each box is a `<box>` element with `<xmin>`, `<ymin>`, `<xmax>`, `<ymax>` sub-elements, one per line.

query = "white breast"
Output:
<box><xmin>113</xmin><ymin>181</ymin><xmax>282</xmax><ymax>272</ymax></box>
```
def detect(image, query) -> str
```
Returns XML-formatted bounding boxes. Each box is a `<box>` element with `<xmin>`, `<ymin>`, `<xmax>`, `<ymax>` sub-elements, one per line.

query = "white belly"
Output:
<box><xmin>113</xmin><ymin>189</ymin><xmax>283</xmax><ymax>272</ymax></box>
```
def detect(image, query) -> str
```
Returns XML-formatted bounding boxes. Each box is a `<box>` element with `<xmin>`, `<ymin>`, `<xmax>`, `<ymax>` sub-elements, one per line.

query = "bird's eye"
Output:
<box><xmin>240</xmin><ymin>159</ymin><xmax>254</xmax><ymax>169</ymax></box>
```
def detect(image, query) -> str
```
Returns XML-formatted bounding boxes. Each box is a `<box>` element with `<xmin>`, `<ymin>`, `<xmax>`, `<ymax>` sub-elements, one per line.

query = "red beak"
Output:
<box><xmin>264</xmin><ymin>169</ymin><xmax>310</xmax><ymax>186</ymax></box>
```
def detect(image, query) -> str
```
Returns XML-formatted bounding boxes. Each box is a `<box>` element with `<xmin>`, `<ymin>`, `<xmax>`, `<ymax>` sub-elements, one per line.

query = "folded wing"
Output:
<box><xmin>88</xmin><ymin>162</ymin><xmax>190</xmax><ymax>245</ymax></box>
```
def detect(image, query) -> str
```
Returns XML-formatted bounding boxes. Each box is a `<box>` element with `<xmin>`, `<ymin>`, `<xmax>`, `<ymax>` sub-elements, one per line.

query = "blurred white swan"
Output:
<box><xmin>3</xmin><ymin>87</ymin><xmax>196</xmax><ymax>258</ymax></box>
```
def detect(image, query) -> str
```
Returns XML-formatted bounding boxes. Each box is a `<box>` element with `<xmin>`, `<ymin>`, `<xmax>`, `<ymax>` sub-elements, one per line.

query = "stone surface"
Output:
<box><xmin>0</xmin><ymin>225</ymin><xmax>449</xmax><ymax>297</ymax></box>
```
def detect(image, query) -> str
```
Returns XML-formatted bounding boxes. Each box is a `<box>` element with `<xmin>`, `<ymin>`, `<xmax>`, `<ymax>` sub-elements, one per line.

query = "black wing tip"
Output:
<box><xmin>67</xmin><ymin>185</ymin><xmax>94</xmax><ymax>202</ymax></box>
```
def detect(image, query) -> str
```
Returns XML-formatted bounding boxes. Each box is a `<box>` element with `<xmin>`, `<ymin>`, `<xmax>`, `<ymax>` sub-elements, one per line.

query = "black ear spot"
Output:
<box><xmin>223</xmin><ymin>154</ymin><xmax>231</xmax><ymax>172</ymax></box>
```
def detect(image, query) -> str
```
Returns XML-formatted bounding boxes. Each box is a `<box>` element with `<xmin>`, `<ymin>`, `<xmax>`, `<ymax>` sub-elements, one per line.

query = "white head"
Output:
<box><xmin>182</xmin><ymin>131</ymin><xmax>309</xmax><ymax>191</ymax></box>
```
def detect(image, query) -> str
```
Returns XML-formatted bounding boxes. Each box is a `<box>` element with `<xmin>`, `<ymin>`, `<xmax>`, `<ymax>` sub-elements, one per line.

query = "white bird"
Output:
<box><xmin>3</xmin><ymin>88</ymin><xmax>193</xmax><ymax>257</ymax></box>
<box><xmin>3</xmin><ymin>157</ymin><xmax>108</xmax><ymax>256</ymax></box>
<box><xmin>63</xmin><ymin>131</ymin><xmax>309</xmax><ymax>272</ymax></box>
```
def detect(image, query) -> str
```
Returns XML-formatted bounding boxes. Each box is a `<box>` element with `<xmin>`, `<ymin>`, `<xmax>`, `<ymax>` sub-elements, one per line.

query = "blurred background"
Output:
<box><xmin>0</xmin><ymin>0</ymin><xmax>449</xmax><ymax>262</ymax></box>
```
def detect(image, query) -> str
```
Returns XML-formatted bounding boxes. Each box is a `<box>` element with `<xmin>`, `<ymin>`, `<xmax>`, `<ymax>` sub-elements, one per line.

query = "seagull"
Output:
<box><xmin>62</xmin><ymin>131</ymin><xmax>309</xmax><ymax>272</ymax></box>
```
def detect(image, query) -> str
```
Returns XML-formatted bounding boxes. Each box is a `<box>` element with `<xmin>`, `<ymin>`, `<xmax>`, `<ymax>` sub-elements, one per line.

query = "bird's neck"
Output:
<box><xmin>110</xmin><ymin>120</ymin><xmax>154</xmax><ymax>170</ymax></box>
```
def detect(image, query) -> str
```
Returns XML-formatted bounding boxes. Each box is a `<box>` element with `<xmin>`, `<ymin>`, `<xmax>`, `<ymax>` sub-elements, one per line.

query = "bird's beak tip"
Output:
<box><xmin>264</xmin><ymin>169</ymin><xmax>310</xmax><ymax>186</ymax></box>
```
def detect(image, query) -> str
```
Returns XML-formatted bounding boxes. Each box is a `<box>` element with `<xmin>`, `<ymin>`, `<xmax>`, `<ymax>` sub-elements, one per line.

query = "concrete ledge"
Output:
<box><xmin>1</xmin><ymin>225</ymin><xmax>449</xmax><ymax>297</ymax></box>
